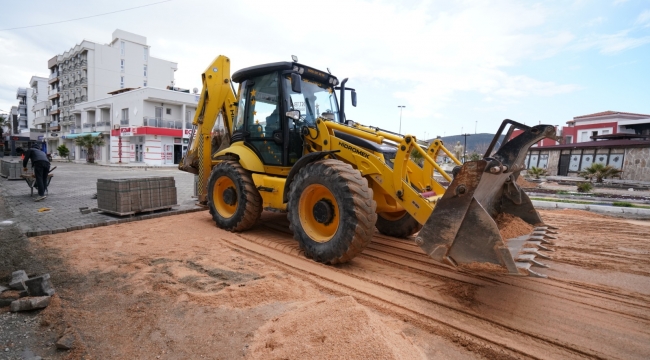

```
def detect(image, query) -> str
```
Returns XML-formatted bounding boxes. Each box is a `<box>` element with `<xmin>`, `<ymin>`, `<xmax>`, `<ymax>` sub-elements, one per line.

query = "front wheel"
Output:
<box><xmin>287</xmin><ymin>159</ymin><xmax>377</xmax><ymax>264</ymax></box>
<box><xmin>207</xmin><ymin>161</ymin><xmax>262</xmax><ymax>232</ymax></box>
<box><xmin>375</xmin><ymin>211</ymin><xmax>422</xmax><ymax>238</ymax></box>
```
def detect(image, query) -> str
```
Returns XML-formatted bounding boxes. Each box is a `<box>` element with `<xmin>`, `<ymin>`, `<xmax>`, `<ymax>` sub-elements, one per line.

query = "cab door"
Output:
<box><xmin>238</xmin><ymin>73</ymin><xmax>284</xmax><ymax>166</ymax></box>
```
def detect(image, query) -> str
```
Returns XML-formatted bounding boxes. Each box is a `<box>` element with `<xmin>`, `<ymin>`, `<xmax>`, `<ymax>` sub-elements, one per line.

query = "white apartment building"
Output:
<box><xmin>62</xmin><ymin>87</ymin><xmax>198</xmax><ymax>165</ymax></box>
<box><xmin>15</xmin><ymin>87</ymin><xmax>32</xmax><ymax>133</ymax></box>
<box><xmin>30</xmin><ymin>76</ymin><xmax>49</xmax><ymax>131</ymax></box>
<box><xmin>47</xmin><ymin>29</ymin><xmax>178</xmax><ymax>155</ymax></box>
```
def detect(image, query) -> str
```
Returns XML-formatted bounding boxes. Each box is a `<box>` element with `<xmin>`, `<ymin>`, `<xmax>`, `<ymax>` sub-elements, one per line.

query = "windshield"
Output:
<box><xmin>285</xmin><ymin>77</ymin><xmax>340</xmax><ymax>126</ymax></box>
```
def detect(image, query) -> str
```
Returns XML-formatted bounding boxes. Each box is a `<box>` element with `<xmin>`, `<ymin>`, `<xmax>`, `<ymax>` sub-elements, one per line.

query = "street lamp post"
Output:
<box><xmin>398</xmin><ymin>105</ymin><xmax>405</xmax><ymax>134</ymax></box>
<box><xmin>461</xmin><ymin>133</ymin><xmax>471</xmax><ymax>163</ymax></box>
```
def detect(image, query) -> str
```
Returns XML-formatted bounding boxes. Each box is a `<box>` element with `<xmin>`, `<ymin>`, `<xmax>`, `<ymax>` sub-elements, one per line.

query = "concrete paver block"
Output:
<box><xmin>10</xmin><ymin>296</ymin><xmax>51</xmax><ymax>312</ymax></box>
<box><xmin>24</xmin><ymin>273</ymin><xmax>56</xmax><ymax>296</ymax></box>
<box><xmin>9</xmin><ymin>270</ymin><xmax>28</xmax><ymax>290</ymax></box>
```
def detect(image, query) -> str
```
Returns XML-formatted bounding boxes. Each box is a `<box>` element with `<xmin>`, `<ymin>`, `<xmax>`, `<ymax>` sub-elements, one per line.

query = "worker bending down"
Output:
<box><xmin>22</xmin><ymin>144</ymin><xmax>51</xmax><ymax>202</ymax></box>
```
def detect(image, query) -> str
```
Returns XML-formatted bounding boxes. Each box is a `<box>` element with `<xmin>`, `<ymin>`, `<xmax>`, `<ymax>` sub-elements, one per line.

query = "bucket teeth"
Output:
<box><xmin>521</xmin><ymin>247</ymin><xmax>552</xmax><ymax>259</ymax></box>
<box><xmin>527</xmin><ymin>235</ymin><xmax>555</xmax><ymax>245</ymax></box>
<box><xmin>527</xmin><ymin>268</ymin><xmax>548</xmax><ymax>278</ymax></box>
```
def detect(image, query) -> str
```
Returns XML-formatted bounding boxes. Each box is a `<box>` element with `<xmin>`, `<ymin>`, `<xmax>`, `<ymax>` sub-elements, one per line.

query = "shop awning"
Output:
<box><xmin>62</xmin><ymin>132</ymin><xmax>103</xmax><ymax>139</ymax></box>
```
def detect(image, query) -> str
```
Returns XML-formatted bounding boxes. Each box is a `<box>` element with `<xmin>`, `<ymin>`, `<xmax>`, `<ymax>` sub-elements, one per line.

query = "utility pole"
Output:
<box><xmin>461</xmin><ymin>133</ymin><xmax>471</xmax><ymax>163</ymax></box>
<box><xmin>398</xmin><ymin>105</ymin><xmax>405</xmax><ymax>134</ymax></box>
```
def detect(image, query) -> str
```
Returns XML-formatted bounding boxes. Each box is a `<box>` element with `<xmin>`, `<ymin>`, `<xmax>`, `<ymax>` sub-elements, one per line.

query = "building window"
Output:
<box><xmin>143</xmin><ymin>80</ymin><xmax>147</xmax><ymax>87</ymax></box>
<box><xmin>144</xmin><ymin>47</ymin><xmax>148</xmax><ymax>61</ymax></box>
<box><xmin>120</xmin><ymin>41</ymin><xmax>125</xmax><ymax>56</ymax></box>
<box><xmin>564</xmin><ymin>135</ymin><xmax>572</xmax><ymax>144</ymax></box>
<box><xmin>120</xmin><ymin>59</ymin><xmax>125</xmax><ymax>71</ymax></box>
<box><xmin>121</xmin><ymin>108</ymin><xmax>129</xmax><ymax>125</ymax></box>
<box><xmin>143</xmin><ymin>65</ymin><xmax>147</xmax><ymax>77</ymax></box>
<box><xmin>120</xmin><ymin>76</ymin><xmax>124</xmax><ymax>88</ymax></box>
<box><xmin>166</xmin><ymin>108</ymin><xmax>172</xmax><ymax>115</ymax></box>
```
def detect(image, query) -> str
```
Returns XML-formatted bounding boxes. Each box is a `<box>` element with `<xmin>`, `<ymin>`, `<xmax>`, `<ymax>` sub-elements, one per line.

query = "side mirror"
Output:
<box><xmin>351</xmin><ymin>90</ymin><xmax>357</xmax><ymax>107</ymax></box>
<box><xmin>290</xmin><ymin>73</ymin><xmax>302</xmax><ymax>93</ymax></box>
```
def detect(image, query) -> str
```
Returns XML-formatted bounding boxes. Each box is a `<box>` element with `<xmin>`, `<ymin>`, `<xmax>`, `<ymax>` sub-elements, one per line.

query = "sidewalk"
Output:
<box><xmin>0</xmin><ymin>162</ymin><xmax>205</xmax><ymax>237</ymax></box>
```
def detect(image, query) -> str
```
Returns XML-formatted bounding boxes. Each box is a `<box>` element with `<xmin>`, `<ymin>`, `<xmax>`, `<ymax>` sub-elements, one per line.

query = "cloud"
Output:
<box><xmin>636</xmin><ymin>10</ymin><xmax>650</xmax><ymax>25</ymax></box>
<box><xmin>585</xmin><ymin>16</ymin><xmax>605</xmax><ymax>27</ymax></box>
<box><xmin>613</xmin><ymin>0</ymin><xmax>629</xmax><ymax>5</ymax></box>
<box><xmin>577</xmin><ymin>29</ymin><xmax>650</xmax><ymax>53</ymax></box>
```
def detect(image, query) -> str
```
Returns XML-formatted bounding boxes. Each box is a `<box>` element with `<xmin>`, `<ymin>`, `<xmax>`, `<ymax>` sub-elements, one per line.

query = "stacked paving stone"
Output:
<box><xmin>96</xmin><ymin>177</ymin><xmax>177</xmax><ymax>215</ymax></box>
<box><xmin>0</xmin><ymin>159</ymin><xmax>24</xmax><ymax>180</ymax></box>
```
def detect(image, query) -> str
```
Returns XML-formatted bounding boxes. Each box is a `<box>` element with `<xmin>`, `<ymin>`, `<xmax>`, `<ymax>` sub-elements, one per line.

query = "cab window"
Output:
<box><xmin>245</xmin><ymin>73</ymin><xmax>282</xmax><ymax>165</ymax></box>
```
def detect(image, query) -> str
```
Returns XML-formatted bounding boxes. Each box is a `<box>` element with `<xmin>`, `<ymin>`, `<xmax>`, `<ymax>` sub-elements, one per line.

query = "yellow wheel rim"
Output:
<box><xmin>378</xmin><ymin>210</ymin><xmax>407</xmax><ymax>221</ymax></box>
<box><xmin>213</xmin><ymin>176</ymin><xmax>237</xmax><ymax>218</ymax></box>
<box><xmin>298</xmin><ymin>184</ymin><xmax>340</xmax><ymax>243</ymax></box>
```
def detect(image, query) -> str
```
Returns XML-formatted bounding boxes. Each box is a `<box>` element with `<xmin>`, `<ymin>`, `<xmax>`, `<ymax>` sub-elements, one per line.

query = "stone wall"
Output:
<box><xmin>622</xmin><ymin>147</ymin><xmax>650</xmax><ymax>181</ymax></box>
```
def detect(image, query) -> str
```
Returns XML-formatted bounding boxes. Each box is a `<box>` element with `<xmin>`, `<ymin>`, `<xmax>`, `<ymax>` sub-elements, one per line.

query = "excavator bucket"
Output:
<box><xmin>416</xmin><ymin>120</ymin><xmax>557</xmax><ymax>277</ymax></box>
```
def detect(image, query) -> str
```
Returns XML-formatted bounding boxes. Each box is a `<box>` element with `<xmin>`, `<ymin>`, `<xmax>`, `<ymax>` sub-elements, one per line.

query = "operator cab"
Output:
<box><xmin>230</xmin><ymin>59</ymin><xmax>355</xmax><ymax>167</ymax></box>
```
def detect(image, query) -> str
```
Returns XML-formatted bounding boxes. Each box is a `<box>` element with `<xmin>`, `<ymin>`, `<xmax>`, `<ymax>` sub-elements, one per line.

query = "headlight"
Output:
<box><xmin>298</xmin><ymin>67</ymin><xmax>304</xmax><ymax>75</ymax></box>
<box><xmin>332</xmin><ymin>78</ymin><xmax>338</xmax><ymax>86</ymax></box>
<box><xmin>293</xmin><ymin>65</ymin><xmax>299</xmax><ymax>72</ymax></box>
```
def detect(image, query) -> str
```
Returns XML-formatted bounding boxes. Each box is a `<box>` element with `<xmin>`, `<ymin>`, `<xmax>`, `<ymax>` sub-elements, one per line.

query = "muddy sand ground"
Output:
<box><xmin>2</xmin><ymin>209</ymin><xmax>649</xmax><ymax>359</ymax></box>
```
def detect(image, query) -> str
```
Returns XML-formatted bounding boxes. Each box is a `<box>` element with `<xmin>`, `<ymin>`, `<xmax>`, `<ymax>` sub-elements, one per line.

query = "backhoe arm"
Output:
<box><xmin>179</xmin><ymin>55</ymin><xmax>238</xmax><ymax>203</ymax></box>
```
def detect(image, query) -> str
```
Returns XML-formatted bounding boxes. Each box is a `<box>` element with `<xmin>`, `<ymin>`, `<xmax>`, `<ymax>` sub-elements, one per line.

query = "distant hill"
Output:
<box><xmin>426</xmin><ymin>133</ymin><xmax>506</xmax><ymax>154</ymax></box>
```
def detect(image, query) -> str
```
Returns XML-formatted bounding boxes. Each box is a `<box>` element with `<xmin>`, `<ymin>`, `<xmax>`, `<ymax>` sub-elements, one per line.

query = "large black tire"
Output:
<box><xmin>287</xmin><ymin>159</ymin><xmax>377</xmax><ymax>264</ymax></box>
<box><xmin>375</xmin><ymin>211</ymin><xmax>422</xmax><ymax>238</ymax></box>
<box><xmin>207</xmin><ymin>161</ymin><xmax>262</xmax><ymax>232</ymax></box>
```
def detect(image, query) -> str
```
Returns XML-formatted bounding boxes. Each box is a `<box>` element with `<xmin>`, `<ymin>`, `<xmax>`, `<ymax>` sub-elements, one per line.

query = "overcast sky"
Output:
<box><xmin>1</xmin><ymin>0</ymin><xmax>649</xmax><ymax>138</ymax></box>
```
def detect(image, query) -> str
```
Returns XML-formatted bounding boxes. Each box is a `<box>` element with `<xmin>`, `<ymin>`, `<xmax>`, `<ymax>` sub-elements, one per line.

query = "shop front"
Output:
<box><xmin>110</xmin><ymin>126</ymin><xmax>189</xmax><ymax>166</ymax></box>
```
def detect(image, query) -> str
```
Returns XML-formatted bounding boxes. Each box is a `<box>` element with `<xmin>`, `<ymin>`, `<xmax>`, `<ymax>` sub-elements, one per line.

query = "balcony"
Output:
<box><xmin>81</xmin><ymin>95</ymin><xmax>87</xmax><ymax>102</ymax></box>
<box><xmin>143</xmin><ymin>117</ymin><xmax>182</xmax><ymax>129</ymax></box>
<box><xmin>48</xmin><ymin>72</ymin><xmax>59</xmax><ymax>84</ymax></box>
<box><xmin>51</xmin><ymin>104</ymin><xmax>58</xmax><ymax>111</ymax></box>
<box><xmin>48</xmin><ymin>88</ymin><xmax>59</xmax><ymax>99</ymax></box>
<box><xmin>95</xmin><ymin>121</ymin><xmax>109</xmax><ymax>128</ymax></box>
<box><xmin>80</xmin><ymin>78</ymin><xmax>87</xmax><ymax>86</ymax></box>
<box><xmin>34</xmin><ymin>116</ymin><xmax>48</xmax><ymax>125</ymax></box>
<box><xmin>31</xmin><ymin>91</ymin><xmax>39</xmax><ymax>101</ymax></box>
<box><xmin>81</xmin><ymin>60</ymin><xmax>87</xmax><ymax>68</ymax></box>
<box><xmin>17</xmin><ymin>88</ymin><xmax>27</xmax><ymax>98</ymax></box>
<box><xmin>120</xmin><ymin>119</ymin><xmax>130</xmax><ymax>126</ymax></box>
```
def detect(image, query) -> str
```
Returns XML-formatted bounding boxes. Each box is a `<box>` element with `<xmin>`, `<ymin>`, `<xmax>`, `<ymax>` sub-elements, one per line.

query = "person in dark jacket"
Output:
<box><xmin>22</xmin><ymin>144</ymin><xmax>51</xmax><ymax>202</ymax></box>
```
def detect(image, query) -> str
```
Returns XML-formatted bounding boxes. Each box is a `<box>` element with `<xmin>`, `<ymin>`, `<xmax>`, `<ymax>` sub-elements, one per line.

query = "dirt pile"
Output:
<box><xmin>247</xmin><ymin>296</ymin><xmax>425</xmax><ymax>360</ymax></box>
<box><xmin>495</xmin><ymin>213</ymin><xmax>534</xmax><ymax>239</ymax></box>
<box><xmin>517</xmin><ymin>177</ymin><xmax>539</xmax><ymax>188</ymax></box>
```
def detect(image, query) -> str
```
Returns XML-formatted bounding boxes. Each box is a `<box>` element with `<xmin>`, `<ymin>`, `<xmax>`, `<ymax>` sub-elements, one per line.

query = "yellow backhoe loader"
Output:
<box><xmin>180</xmin><ymin>55</ymin><xmax>557</xmax><ymax>277</ymax></box>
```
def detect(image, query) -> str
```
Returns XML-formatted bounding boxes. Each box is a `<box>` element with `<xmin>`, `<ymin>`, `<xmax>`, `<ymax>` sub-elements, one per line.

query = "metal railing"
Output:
<box><xmin>95</xmin><ymin>121</ymin><xmax>108</xmax><ymax>127</ymax></box>
<box><xmin>120</xmin><ymin>119</ymin><xmax>129</xmax><ymax>126</ymax></box>
<box><xmin>49</xmin><ymin>71</ymin><xmax>58</xmax><ymax>79</ymax></box>
<box><xmin>83</xmin><ymin>123</ymin><xmax>93</xmax><ymax>128</ymax></box>
<box><xmin>51</xmin><ymin>105</ymin><xmax>58</xmax><ymax>111</ymax></box>
<box><xmin>143</xmin><ymin>116</ymin><xmax>182</xmax><ymax>129</ymax></box>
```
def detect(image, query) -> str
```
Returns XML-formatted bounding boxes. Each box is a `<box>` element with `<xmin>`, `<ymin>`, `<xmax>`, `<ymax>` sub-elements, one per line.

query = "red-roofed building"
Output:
<box><xmin>518</xmin><ymin>111</ymin><xmax>650</xmax><ymax>181</ymax></box>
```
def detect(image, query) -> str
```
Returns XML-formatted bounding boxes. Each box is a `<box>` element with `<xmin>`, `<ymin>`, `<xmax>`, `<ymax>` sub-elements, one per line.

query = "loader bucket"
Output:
<box><xmin>416</xmin><ymin>120</ymin><xmax>557</xmax><ymax>277</ymax></box>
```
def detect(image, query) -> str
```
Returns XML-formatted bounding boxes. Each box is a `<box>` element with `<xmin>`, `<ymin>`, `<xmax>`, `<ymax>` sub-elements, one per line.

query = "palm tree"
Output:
<box><xmin>527</xmin><ymin>166</ymin><xmax>546</xmax><ymax>179</ymax></box>
<box><xmin>74</xmin><ymin>134</ymin><xmax>105</xmax><ymax>163</ymax></box>
<box><xmin>579</xmin><ymin>163</ymin><xmax>622</xmax><ymax>183</ymax></box>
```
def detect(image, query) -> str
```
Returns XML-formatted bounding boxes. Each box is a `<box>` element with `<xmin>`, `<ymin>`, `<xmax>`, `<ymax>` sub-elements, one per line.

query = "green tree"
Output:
<box><xmin>57</xmin><ymin>144</ymin><xmax>70</xmax><ymax>161</ymax></box>
<box><xmin>74</xmin><ymin>134</ymin><xmax>105</xmax><ymax>164</ymax></box>
<box><xmin>0</xmin><ymin>114</ymin><xmax>11</xmax><ymax>138</ymax></box>
<box><xmin>579</xmin><ymin>163</ymin><xmax>622</xmax><ymax>183</ymax></box>
<box><xmin>410</xmin><ymin>147</ymin><xmax>424</xmax><ymax>166</ymax></box>
<box><xmin>527</xmin><ymin>166</ymin><xmax>546</xmax><ymax>179</ymax></box>
<box><xmin>469</xmin><ymin>152</ymin><xmax>481</xmax><ymax>161</ymax></box>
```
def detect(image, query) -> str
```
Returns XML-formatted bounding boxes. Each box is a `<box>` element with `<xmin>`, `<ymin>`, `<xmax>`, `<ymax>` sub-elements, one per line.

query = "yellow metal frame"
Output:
<box><xmin>299</xmin><ymin>119</ymin><xmax>461</xmax><ymax>224</ymax></box>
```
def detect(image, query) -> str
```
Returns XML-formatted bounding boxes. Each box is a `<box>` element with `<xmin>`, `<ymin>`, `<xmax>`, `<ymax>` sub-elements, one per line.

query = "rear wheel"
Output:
<box><xmin>375</xmin><ymin>211</ymin><xmax>422</xmax><ymax>238</ymax></box>
<box><xmin>207</xmin><ymin>161</ymin><xmax>262</xmax><ymax>232</ymax></box>
<box><xmin>288</xmin><ymin>159</ymin><xmax>377</xmax><ymax>264</ymax></box>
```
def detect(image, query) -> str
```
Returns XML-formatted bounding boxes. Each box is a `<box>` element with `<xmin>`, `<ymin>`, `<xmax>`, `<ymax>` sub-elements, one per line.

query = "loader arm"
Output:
<box><xmin>179</xmin><ymin>55</ymin><xmax>238</xmax><ymax>203</ymax></box>
<box><xmin>302</xmin><ymin>117</ymin><xmax>557</xmax><ymax>277</ymax></box>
